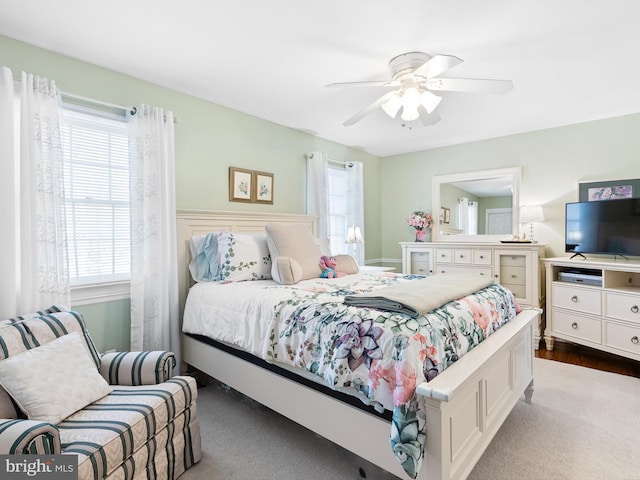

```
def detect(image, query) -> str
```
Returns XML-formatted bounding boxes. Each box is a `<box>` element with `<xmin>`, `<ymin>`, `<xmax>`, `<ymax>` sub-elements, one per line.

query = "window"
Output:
<box><xmin>60</xmin><ymin>107</ymin><xmax>130</xmax><ymax>301</ymax></box>
<box><xmin>327</xmin><ymin>164</ymin><xmax>348</xmax><ymax>255</ymax></box>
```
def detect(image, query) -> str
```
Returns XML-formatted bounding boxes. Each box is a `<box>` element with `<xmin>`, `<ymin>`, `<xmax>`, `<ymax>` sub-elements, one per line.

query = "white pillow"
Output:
<box><xmin>0</xmin><ymin>332</ymin><xmax>112</xmax><ymax>424</ymax></box>
<box><xmin>217</xmin><ymin>232</ymin><xmax>272</xmax><ymax>282</ymax></box>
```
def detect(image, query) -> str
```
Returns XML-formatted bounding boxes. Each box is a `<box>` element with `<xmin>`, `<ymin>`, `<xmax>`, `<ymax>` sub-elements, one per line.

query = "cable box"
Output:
<box><xmin>558</xmin><ymin>271</ymin><xmax>603</xmax><ymax>286</ymax></box>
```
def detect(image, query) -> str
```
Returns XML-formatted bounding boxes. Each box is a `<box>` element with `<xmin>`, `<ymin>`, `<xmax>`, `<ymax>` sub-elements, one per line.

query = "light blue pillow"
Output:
<box><xmin>188</xmin><ymin>232</ymin><xmax>220</xmax><ymax>282</ymax></box>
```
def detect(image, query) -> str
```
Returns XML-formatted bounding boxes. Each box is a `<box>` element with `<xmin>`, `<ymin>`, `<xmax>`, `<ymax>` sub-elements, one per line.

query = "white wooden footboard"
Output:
<box><xmin>182</xmin><ymin>308</ymin><xmax>537</xmax><ymax>480</ymax></box>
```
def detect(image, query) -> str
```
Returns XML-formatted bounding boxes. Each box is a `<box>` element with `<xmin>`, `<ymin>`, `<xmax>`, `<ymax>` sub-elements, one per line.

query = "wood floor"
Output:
<box><xmin>535</xmin><ymin>339</ymin><xmax>640</xmax><ymax>378</ymax></box>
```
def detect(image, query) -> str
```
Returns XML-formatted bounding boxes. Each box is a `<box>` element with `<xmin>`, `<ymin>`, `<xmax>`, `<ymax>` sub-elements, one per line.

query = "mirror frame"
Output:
<box><xmin>431</xmin><ymin>166</ymin><xmax>521</xmax><ymax>243</ymax></box>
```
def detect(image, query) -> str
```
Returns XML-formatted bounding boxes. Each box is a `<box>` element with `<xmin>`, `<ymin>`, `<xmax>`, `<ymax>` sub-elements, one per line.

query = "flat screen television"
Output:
<box><xmin>565</xmin><ymin>198</ymin><xmax>640</xmax><ymax>257</ymax></box>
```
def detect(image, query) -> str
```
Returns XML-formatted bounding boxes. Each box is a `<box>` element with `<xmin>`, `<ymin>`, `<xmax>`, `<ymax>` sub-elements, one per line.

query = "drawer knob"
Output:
<box><xmin>571</xmin><ymin>295</ymin><xmax>578</xmax><ymax>303</ymax></box>
<box><xmin>511</xmin><ymin>274</ymin><xmax>517</xmax><ymax>278</ymax></box>
<box><xmin>571</xmin><ymin>322</ymin><xmax>578</xmax><ymax>329</ymax></box>
<box><xmin>631</xmin><ymin>305</ymin><xmax>639</xmax><ymax>314</ymax></box>
<box><xmin>479</xmin><ymin>255</ymin><xmax>484</xmax><ymax>259</ymax></box>
<box><xmin>632</xmin><ymin>336</ymin><xmax>639</xmax><ymax>345</ymax></box>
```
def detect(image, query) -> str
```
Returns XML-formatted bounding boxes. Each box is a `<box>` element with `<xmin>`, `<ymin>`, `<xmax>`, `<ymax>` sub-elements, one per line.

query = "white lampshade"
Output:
<box><xmin>345</xmin><ymin>225</ymin><xmax>363</xmax><ymax>244</ymax></box>
<box><xmin>520</xmin><ymin>205</ymin><xmax>545</xmax><ymax>223</ymax></box>
<box><xmin>520</xmin><ymin>205</ymin><xmax>545</xmax><ymax>242</ymax></box>
<box><xmin>420</xmin><ymin>90</ymin><xmax>442</xmax><ymax>114</ymax></box>
<box><xmin>381</xmin><ymin>93</ymin><xmax>402</xmax><ymax>118</ymax></box>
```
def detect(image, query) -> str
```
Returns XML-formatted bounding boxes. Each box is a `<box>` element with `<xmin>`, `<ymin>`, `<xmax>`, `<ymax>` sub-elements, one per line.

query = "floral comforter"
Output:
<box><xmin>182</xmin><ymin>272</ymin><xmax>520</xmax><ymax>478</ymax></box>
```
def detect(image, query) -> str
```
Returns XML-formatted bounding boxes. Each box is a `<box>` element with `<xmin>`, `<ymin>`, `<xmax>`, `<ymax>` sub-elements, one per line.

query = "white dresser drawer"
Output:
<box><xmin>502</xmin><ymin>283</ymin><xmax>526</xmax><ymax>299</ymax></box>
<box><xmin>500</xmin><ymin>254</ymin><xmax>526</xmax><ymax>267</ymax></box>
<box><xmin>411</xmin><ymin>261</ymin><xmax>432</xmax><ymax>275</ymax></box>
<box><xmin>552</xmin><ymin>284</ymin><xmax>601</xmax><ymax>315</ymax></box>
<box><xmin>437</xmin><ymin>265</ymin><xmax>492</xmax><ymax>277</ymax></box>
<box><xmin>552</xmin><ymin>309</ymin><xmax>602</xmax><ymax>344</ymax></box>
<box><xmin>500</xmin><ymin>266</ymin><xmax>526</xmax><ymax>286</ymax></box>
<box><xmin>435</xmin><ymin>248</ymin><xmax>452</xmax><ymax>263</ymax></box>
<box><xmin>604</xmin><ymin>292</ymin><xmax>640</xmax><ymax>324</ymax></box>
<box><xmin>453</xmin><ymin>249</ymin><xmax>472</xmax><ymax>264</ymax></box>
<box><xmin>605</xmin><ymin>321</ymin><xmax>640</xmax><ymax>355</ymax></box>
<box><xmin>473</xmin><ymin>250</ymin><xmax>492</xmax><ymax>265</ymax></box>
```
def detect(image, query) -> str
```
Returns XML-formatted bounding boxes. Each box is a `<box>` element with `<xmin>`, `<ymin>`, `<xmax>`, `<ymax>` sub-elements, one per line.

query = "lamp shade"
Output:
<box><xmin>346</xmin><ymin>225</ymin><xmax>363</xmax><ymax>244</ymax></box>
<box><xmin>520</xmin><ymin>205</ymin><xmax>545</xmax><ymax>223</ymax></box>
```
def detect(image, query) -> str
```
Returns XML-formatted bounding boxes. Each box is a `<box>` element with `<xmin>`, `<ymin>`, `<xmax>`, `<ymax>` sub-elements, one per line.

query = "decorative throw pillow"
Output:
<box><xmin>334</xmin><ymin>254</ymin><xmax>360</xmax><ymax>275</ymax></box>
<box><xmin>0</xmin><ymin>332</ymin><xmax>112</xmax><ymax>424</ymax></box>
<box><xmin>189</xmin><ymin>232</ymin><xmax>221</xmax><ymax>282</ymax></box>
<box><xmin>265</xmin><ymin>223</ymin><xmax>323</xmax><ymax>284</ymax></box>
<box><xmin>217</xmin><ymin>232</ymin><xmax>272</xmax><ymax>282</ymax></box>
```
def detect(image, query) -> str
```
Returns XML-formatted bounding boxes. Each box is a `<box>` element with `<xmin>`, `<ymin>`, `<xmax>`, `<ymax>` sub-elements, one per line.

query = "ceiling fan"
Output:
<box><xmin>327</xmin><ymin>51</ymin><xmax>513</xmax><ymax>127</ymax></box>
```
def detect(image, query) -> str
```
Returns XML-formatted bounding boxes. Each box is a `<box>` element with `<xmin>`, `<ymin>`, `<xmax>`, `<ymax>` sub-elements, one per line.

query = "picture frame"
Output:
<box><xmin>253</xmin><ymin>171</ymin><xmax>274</xmax><ymax>204</ymax></box>
<box><xmin>441</xmin><ymin>207</ymin><xmax>450</xmax><ymax>224</ymax></box>
<box><xmin>578</xmin><ymin>178</ymin><xmax>640</xmax><ymax>202</ymax></box>
<box><xmin>229</xmin><ymin>167</ymin><xmax>254</xmax><ymax>203</ymax></box>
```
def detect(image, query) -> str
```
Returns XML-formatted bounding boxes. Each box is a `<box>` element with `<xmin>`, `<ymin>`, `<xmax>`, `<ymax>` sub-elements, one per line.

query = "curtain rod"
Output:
<box><xmin>60</xmin><ymin>91</ymin><xmax>134</xmax><ymax>115</ymax></box>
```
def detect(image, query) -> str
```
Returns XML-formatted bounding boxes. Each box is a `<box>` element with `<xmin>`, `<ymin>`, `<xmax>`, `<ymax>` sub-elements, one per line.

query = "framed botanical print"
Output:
<box><xmin>229</xmin><ymin>167</ymin><xmax>253</xmax><ymax>203</ymax></box>
<box><xmin>254</xmin><ymin>171</ymin><xmax>274</xmax><ymax>204</ymax></box>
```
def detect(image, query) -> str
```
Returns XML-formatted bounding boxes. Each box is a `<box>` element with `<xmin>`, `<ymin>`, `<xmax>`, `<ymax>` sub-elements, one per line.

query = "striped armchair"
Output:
<box><xmin>0</xmin><ymin>306</ymin><xmax>201</xmax><ymax>480</ymax></box>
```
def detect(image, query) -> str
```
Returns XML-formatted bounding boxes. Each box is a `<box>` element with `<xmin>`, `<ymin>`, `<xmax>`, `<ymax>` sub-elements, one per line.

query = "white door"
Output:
<box><xmin>486</xmin><ymin>208</ymin><xmax>512</xmax><ymax>235</ymax></box>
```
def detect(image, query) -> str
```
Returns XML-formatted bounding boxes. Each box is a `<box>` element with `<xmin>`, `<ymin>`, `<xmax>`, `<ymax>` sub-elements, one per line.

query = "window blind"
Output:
<box><xmin>61</xmin><ymin>108</ymin><xmax>130</xmax><ymax>285</ymax></box>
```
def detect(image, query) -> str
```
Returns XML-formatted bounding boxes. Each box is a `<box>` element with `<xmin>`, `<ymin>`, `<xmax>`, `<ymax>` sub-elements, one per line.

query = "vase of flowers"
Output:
<box><xmin>407</xmin><ymin>210</ymin><xmax>433</xmax><ymax>242</ymax></box>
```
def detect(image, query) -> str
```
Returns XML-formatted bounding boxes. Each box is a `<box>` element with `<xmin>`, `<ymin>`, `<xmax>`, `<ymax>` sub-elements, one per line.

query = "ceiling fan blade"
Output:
<box><xmin>325</xmin><ymin>80</ymin><xmax>400</xmax><ymax>88</ymax></box>
<box><xmin>342</xmin><ymin>91</ymin><xmax>396</xmax><ymax>126</ymax></box>
<box><xmin>426</xmin><ymin>77</ymin><xmax>513</xmax><ymax>94</ymax></box>
<box><xmin>418</xmin><ymin>106</ymin><xmax>441</xmax><ymax>126</ymax></box>
<box><xmin>412</xmin><ymin>54</ymin><xmax>463</xmax><ymax>80</ymax></box>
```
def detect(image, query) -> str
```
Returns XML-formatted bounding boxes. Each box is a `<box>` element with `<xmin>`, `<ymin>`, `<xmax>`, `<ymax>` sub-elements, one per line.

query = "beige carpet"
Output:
<box><xmin>180</xmin><ymin>358</ymin><xmax>640</xmax><ymax>480</ymax></box>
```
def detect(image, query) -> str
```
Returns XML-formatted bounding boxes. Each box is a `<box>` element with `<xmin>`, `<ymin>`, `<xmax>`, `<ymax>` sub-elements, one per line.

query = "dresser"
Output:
<box><xmin>400</xmin><ymin>241</ymin><xmax>546</xmax><ymax>346</ymax></box>
<box><xmin>543</xmin><ymin>257</ymin><xmax>640</xmax><ymax>360</ymax></box>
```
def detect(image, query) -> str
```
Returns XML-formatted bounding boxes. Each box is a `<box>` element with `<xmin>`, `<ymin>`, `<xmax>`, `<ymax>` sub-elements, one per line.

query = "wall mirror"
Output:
<box><xmin>432</xmin><ymin>167</ymin><xmax>521</xmax><ymax>242</ymax></box>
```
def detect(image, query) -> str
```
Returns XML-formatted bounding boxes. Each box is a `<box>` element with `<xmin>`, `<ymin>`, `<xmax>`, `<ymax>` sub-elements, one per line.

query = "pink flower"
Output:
<box><xmin>461</xmin><ymin>298</ymin><xmax>490</xmax><ymax>330</ymax></box>
<box><xmin>406</xmin><ymin>210</ymin><xmax>433</xmax><ymax>230</ymax></box>
<box><xmin>393</xmin><ymin>361</ymin><xmax>417</xmax><ymax>406</ymax></box>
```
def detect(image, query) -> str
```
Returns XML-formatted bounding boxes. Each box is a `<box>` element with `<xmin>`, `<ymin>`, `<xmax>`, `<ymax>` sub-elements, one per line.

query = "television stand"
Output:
<box><xmin>543</xmin><ymin>257</ymin><xmax>640</xmax><ymax>361</ymax></box>
<box><xmin>569</xmin><ymin>252</ymin><xmax>587</xmax><ymax>260</ymax></box>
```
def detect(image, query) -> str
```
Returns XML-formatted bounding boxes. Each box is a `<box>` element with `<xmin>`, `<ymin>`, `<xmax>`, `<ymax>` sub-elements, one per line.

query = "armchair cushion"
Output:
<box><xmin>100</xmin><ymin>350</ymin><xmax>176</xmax><ymax>385</ymax></box>
<box><xmin>0</xmin><ymin>333</ymin><xmax>112</xmax><ymax>424</ymax></box>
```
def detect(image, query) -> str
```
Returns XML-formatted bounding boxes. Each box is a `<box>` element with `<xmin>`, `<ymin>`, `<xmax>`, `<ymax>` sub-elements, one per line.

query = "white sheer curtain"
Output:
<box><xmin>0</xmin><ymin>67</ymin><xmax>69</xmax><ymax>318</ymax></box>
<box><xmin>306</xmin><ymin>152</ymin><xmax>329</xmax><ymax>240</ymax></box>
<box><xmin>345</xmin><ymin>161</ymin><xmax>365</xmax><ymax>265</ymax></box>
<box><xmin>458</xmin><ymin>197</ymin><xmax>478</xmax><ymax>235</ymax></box>
<box><xmin>128</xmin><ymin>105</ymin><xmax>180</xmax><ymax>363</ymax></box>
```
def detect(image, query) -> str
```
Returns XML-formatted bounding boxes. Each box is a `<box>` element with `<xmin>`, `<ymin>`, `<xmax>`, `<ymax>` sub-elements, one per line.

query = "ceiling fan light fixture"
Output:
<box><xmin>381</xmin><ymin>93</ymin><xmax>402</xmax><ymax>118</ymax></box>
<box><xmin>420</xmin><ymin>90</ymin><xmax>442</xmax><ymax>114</ymax></box>
<box><xmin>400</xmin><ymin>105</ymin><xmax>420</xmax><ymax>122</ymax></box>
<box><xmin>402</xmin><ymin>87</ymin><xmax>421</xmax><ymax>110</ymax></box>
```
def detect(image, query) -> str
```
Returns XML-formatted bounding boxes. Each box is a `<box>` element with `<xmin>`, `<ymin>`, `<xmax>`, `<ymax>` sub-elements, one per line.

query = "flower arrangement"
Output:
<box><xmin>407</xmin><ymin>210</ymin><xmax>433</xmax><ymax>242</ymax></box>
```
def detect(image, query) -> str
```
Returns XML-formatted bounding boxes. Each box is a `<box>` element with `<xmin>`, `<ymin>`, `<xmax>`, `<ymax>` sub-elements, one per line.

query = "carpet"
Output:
<box><xmin>180</xmin><ymin>358</ymin><xmax>640</xmax><ymax>480</ymax></box>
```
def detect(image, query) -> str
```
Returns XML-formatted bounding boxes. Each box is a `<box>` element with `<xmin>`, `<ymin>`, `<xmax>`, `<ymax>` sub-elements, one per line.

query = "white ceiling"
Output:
<box><xmin>2</xmin><ymin>0</ymin><xmax>640</xmax><ymax>157</ymax></box>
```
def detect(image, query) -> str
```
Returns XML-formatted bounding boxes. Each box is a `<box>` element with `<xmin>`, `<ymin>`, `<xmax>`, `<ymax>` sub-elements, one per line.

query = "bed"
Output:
<box><xmin>177</xmin><ymin>209</ymin><xmax>538</xmax><ymax>480</ymax></box>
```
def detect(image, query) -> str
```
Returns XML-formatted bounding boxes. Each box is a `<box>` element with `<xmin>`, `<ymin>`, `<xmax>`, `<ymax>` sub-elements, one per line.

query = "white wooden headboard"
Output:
<box><xmin>176</xmin><ymin>209</ymin><xmax>318</xmax><ymax>319</ymax></box>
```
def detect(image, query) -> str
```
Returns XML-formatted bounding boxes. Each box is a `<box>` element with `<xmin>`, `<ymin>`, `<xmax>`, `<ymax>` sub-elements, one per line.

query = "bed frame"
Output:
<box><xmin>177</xmin><ymin>209</ymin><xmax>538</xmax><ymax>480</ymax></box>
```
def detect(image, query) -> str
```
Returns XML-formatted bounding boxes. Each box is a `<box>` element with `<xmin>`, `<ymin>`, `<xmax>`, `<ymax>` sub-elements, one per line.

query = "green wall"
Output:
<box><xmin>1</xmin><ymin>35</ymin><xmax>381</xmax><ymax>351</ymax></box>
<box><xmin>381</xmin><ymin>114</ymin><xmax>640</xmax><ymax>261</ymax></box>
<box><xmin>5</xmin><ymin>34</ymin><xmax>640</xmax><ymax>350</ymax></box>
